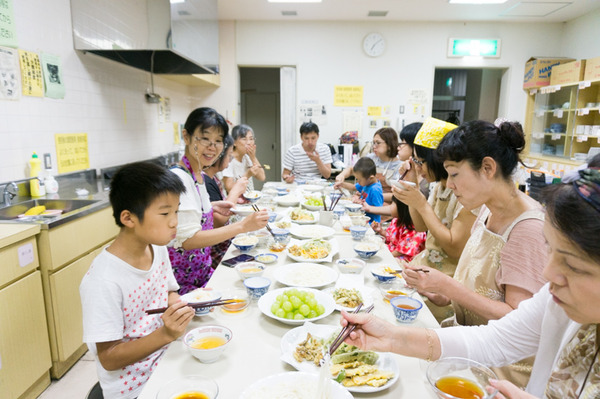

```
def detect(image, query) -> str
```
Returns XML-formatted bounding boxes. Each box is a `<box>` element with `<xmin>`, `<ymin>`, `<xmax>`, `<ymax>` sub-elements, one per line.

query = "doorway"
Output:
<box><xmin>432</xmin><ymin>68</ymin><xmax>506</xmax><ymax>124</ymax></box>
<box><xmin>240</xmin><ymin>67</ymin><xmax>281</xmax><ymax>189</ymax></box>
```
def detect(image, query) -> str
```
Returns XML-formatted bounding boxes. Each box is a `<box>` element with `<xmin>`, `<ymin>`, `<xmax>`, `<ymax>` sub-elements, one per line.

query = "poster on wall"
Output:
<box><xmin>55</xmin><ymin>133</ymin><xmax>90</xmax><ymax>174</ymax></box>
<box><xmin>18</xmin><ymin>49</ymin><xmax>43</xmax><ymax>97</ymax></box>
<box><xmin>342</xmin><ymin>110</ymin><xmax>362</xmax><ymax>138</ymax></box>
<box><xmin>0</xmin><ymin>0</ymin><xmax>17</xmax><ymax>48</ymax></box>
<box><xmin>41</xmin><ymin>53</ymin><xmax>65</xmax><ymax>99</ymax></box>
<box><xmin>407</xmin><ymin>89</ymin><xmax>428</xmax><ymax>118</ymax></box>
<box><xmin>334</xmin><ymin>86</ymin><xmax>363</xmax><ymax>107</ymax></box>
<box><xmin>0</xmin><ymin>46</ymin><xmax>20</xmax><ymax>100</ymax></box>
<box><xmin>298</xmin><ymin>103</ymin><xmax>327</xmax><ymax>126</ymax></box>
<box><xmin>173</xmin><ymin>122</ymin><xmax>181</xmax><ymax>145</ymax></box>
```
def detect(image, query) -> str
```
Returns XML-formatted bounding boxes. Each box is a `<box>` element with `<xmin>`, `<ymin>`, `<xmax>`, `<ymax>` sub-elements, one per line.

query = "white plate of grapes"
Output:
<box><xmin>257</xmin><ymin>287</ymin><xmax>336</xmax><ymax>325</ymax></box>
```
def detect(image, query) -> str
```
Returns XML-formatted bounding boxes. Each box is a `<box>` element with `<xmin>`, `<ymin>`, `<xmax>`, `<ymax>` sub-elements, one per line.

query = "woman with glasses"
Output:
<box><xmin>401</xmin><ymin>120</ymin><xmax>548</xmax><ymax>387</ymax></box>
<box><xmin>392</xmin><ymin>118</ymin><xmax>478</xmax><ymax>323</ymax></box>
<box><xmin>168</xmin><ymin>108</ymin><xmax>269</xmax><ymax>294</ymax></box>
<box><xmin>340</xmin><ymin>169</ymin><xmax>600</xmax><ymax>398</ymax></box>
<box><xmin>202</xmin><ymin>135</ymin><xmax>249</xmax><ymax>267</ymax></box>
<box><xmin>222</xmin><ymin>124</ymin><xmax>266</xmax><ymax>193</ymax></box>
<box><xmin>334</xmin><ymin>127</ymin><xmax>402</xmax><ymax>200</ymax></box>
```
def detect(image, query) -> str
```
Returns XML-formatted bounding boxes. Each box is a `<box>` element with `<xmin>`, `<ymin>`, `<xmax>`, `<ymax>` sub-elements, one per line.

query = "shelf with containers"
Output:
<box><xmin>525</xmin><ymin>80</ymin><xmax>600</xmax><ymax>165</ymax></box>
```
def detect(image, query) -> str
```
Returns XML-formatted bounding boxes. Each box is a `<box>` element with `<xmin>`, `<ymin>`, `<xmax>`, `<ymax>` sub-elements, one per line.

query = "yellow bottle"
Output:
<box><xmin>29</xmin><ymin>153</ymin><xmax>45</xmax><ymax>197</ymax></box>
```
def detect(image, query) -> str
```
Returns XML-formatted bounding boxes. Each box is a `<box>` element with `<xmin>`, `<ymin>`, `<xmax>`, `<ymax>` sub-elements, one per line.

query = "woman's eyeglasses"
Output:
<box><xmin>398</xmin><ymin>142</ymin><xmax>409</xmax><ymax>148</ymax></box>
<box><xmin>411</xmin><ymin>157</ymin><xmax>424</xmax><ymax>167</ymax></box>
<box><xmin>194</xmin><ymin>136</ymin><xmax>224</xmax><ymax>149</ymax></box>
<box><xmin>372</xmin><ymin>140</ymin><xmax>385</xmax><ymax>147</ymax></box>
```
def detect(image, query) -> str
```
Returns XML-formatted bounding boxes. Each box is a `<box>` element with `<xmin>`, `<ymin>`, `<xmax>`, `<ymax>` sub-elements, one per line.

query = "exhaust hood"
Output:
<box><xmin>70</xmin><ymin>0</ymin><xmax>219</xmax><ymax>75</ymax></box>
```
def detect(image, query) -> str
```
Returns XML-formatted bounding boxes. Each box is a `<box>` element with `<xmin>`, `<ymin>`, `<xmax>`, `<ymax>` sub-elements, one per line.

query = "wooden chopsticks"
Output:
<box><xmin>145</xmin><ymin>299</ymin><xmax>237</xmax><ymax>315</ymax></box>
<box><xmin>329</xmin><ymin>190</ymin><xmax>342</xmax><ymax>211</ymax></box>
<box><xmin>329</xmin><ymin>303</ymin><xmax>375</xmax><ymax>355</ymax></box>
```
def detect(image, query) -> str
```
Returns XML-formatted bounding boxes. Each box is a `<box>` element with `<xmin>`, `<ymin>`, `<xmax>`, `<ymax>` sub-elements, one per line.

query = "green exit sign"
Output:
<box><xmin>448</xmin><ymin>38</ymin><xmax>501</xmax><ymax>58</ymax></box>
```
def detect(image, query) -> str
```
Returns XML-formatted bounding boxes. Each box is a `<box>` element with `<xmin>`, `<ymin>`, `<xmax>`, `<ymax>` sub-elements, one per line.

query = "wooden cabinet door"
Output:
<box><xmin>0</xmin><ymin>271</ymin><xmax>51</xmax><ymax>398</ymax></box>
<box><xmin>49</xmin><ymin>247</ymin><xmax>102</xmax><ymax>361</ymax></box>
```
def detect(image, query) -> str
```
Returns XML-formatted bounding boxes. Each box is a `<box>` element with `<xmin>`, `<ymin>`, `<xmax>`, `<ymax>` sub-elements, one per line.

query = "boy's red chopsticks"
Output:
<box><xmin>145</xmin><ymin>299</ymin><xmax>237</xmax><ymax>315</ymax></box>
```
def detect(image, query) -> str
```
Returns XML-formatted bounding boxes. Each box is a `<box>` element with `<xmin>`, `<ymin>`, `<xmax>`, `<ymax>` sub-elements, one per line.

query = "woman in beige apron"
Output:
<box><xmin>404</xmin><ymin>120</ymin><xmax>548</xmax><ymax>388</ymax></box>
<box><xmin>393</xmin><ymin>118</ymin><xmax>478</xmax><ymax>322</ymax></box>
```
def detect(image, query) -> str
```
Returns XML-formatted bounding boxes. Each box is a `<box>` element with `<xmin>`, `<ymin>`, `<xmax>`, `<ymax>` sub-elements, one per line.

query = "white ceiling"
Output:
<box><xmin>215</xmin><ymin>0</ymin><xmax>600</xmax><ymax>23</ymax></box>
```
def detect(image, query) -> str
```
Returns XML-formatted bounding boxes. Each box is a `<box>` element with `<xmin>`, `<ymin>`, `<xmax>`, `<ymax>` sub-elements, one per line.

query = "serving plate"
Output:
<box><xmin>240</xmin><ymin>371</ymin><xmax>352</xmax><ymax>399</ymax></box>
<box><xmin>280</xmin><ymin>323</ymin><xmax>400</xmax><ymax>393</ymax></box>
<box><xmin>322</xmin><ymin>286</ymin><xmax>375</xmax><ymax>312</ymax></box>
<box><xmin>289</xmin><ymin>224</ymin><xmax>335</xmax><ymax>240</ymax></box>
<box><xmin>274</xmin><ymin>194</ymin><xmax>301</xmax><ymax>207</ymax></box>
<box><xmin>273</xmin><ymin>263</ymin><xmax>338</xmax><ymax>288</ymax></box>
<box><xmin>286</xmin><ymin>238</ymin><xmax>339</xmax><ymax>263</ymax></box>
<box><xmin>257</xmin><ymin>287</ymin><xmax>335</xmax><ymax>325</ymax></box>
<box><xmin>288</xmin><ymin>208</ymin><xmax>318</xmax><ymax>224</ymax></box>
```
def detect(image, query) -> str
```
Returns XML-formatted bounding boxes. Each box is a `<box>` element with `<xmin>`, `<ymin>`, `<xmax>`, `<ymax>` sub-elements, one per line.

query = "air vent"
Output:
<box><xmin>282</xmin><ymin>10</ymin><xmax>297</xmax><ymax>16</ymax></box>
<box><xmin>368</xmin><ymin>10</ymin><xmax>388</xmax><ymax>17</ymax></box>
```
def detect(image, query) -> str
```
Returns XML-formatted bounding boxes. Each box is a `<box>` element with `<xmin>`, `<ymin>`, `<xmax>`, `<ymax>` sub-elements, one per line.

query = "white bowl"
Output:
<box><xmin>353</xmin><ymin>241</ymin><xmax>380</xmax><ymax>259</ymax></box>
<box><xmin>232</xmin><ymin>234</ymin><xmax>259</xmax><ymax>252</ymax></box>
<box><xmin>156</xmin><ymin>375</ymin><xmax>219</xmax><ymax>399</ymax></box>
<box><xmin>183</xmin><ymin>325</ymin><xmax>232</xmax><ymax>363</ymax></box>
<box><xmin>235</xmin><ymin>261</ymin><xmax>265</xmax><ymax>280</ymax></box>
<box><xmin>254</xmin><ymin>253</ymin><xmax>278</xmax><ymax>264</ymax></box>
<box><xmin>243</xmin><ymin>190</ymin><xmax>262</xmax><ymax>203</ymax></box>
<box><xmin>345</xmin><ymin>203</ymin><xmax>362</xmax><ymax>213</ymax></box>
<box><xmin>181</xmin><ymin>288</ymin><xmax>222</xmax><ymax>316</ymax></box>
<box><xmin>335</xmin><ymin>257</ymin><xmax>366</xmax><ymax>274</ymax></box>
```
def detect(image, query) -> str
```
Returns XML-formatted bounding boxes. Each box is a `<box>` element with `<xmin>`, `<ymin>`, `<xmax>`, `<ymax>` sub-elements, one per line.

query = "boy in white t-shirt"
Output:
<box><xmin>80</xmin><ymin>161</ymin><xmax>195</xmax><ymax>398</ymax></box>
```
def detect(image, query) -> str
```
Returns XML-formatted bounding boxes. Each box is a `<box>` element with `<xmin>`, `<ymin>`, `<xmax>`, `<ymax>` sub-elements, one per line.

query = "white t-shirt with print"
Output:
<box><xmin>223</xmin><ymin>154</ymin><xmax>255</xmax><ymax>191</ymax></box>
<box><xmin>80</xmin><ymin>245</ymin><xmax>179</xmax><ymax>399</ymax></box>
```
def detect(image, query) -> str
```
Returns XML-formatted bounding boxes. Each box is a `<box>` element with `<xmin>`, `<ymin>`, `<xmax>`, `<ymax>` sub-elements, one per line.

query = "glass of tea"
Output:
<box><xmin>426</xmin><ymin>357</ymin><xmax>499</xmax><ymax>399</ymax></box>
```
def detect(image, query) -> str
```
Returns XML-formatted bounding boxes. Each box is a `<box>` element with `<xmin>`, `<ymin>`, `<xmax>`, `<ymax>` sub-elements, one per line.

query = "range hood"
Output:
<box><xmin>70</xmin><ymin>0</ymin><xmax>219</xmax><ymax>75</ymax></box>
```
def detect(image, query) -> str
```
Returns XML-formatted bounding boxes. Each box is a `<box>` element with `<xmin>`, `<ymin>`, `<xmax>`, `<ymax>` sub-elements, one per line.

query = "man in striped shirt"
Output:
<box><xmin>282</xmin><ymin>122</ymin><xmax>333</xmax><ymax>183</ymax></box>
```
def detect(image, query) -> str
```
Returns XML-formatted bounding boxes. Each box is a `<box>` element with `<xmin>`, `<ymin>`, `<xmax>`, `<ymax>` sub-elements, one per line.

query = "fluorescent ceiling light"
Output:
<box><xmin>268</xmin><ymin>0</ymin><xmax>322</xmax><ymax>3</ymax></box>
<box><xmin>449</xmin><ymin>0</ymin><xmax>507</xmax><ymax>4</ymax></box>
<box><xmin>170</xmin><ymin>0</ymin><xmax>185</xmax><ymax>3</ymax></box>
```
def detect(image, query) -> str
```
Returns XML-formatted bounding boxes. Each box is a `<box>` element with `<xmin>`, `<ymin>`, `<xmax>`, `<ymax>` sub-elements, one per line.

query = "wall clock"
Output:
<box><xmin>363</xmin><ymin>32</ymin><xmax>385</xmax><ymax>57</ymax></box>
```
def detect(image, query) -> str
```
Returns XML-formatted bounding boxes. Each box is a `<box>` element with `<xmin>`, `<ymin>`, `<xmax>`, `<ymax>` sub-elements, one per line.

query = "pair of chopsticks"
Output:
<box><xmin>384</xmin><ymin>266</ymin><xmax>430</xmax><ymax>275</ymax></box>
<box><xmin>250</xmin><ymin>203</ymin><xmax>276</xmax><ymax>237</ymax></box>
<box><xmin>328</xmin><ymin>190</ymin><xmax>343</xmax><ymax>211</ymax></box>
<box><xmin>329</xmin><ymin>303</ymin><xmax>375</xmax><ymax>355</ymax></box>
<box><xmin>145</xmin><ymin>298</ymin><xmax>237</xmax><ymax>315</ymax></box>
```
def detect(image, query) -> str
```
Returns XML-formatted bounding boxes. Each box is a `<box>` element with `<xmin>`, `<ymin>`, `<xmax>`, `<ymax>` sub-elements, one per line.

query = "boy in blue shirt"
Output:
<box><xmin>338</xmin><ymin>157</ymin><xmax>384</xmax><ymax>223</ymax></box>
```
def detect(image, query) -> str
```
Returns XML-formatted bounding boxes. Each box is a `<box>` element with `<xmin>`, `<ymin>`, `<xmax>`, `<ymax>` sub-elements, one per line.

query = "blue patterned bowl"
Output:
<box><xmin>390</xmin><ymin>296</ymin><xmax>422</xmax><ymax>323</ymax></box>
<box><xmin>349</xmin><ymin>225</ymin><xmax>368</xmax><ymax>241</ymax></box>
<box><xmin>244</xmin><ymin>276</ymin><xmax>271</xmax><ymax>300</ymax></box>
<box><xmin>353</xmin><ymin>242</ymin><xmax>379</xmax><ymax>259</ymax></box>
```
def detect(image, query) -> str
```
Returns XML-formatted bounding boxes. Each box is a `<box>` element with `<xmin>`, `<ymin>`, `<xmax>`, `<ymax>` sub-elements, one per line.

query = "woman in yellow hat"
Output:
<box><xmin>392</xmin><ymin>117</ymin><xmax>479</xmax><ymax>323</ymax></box>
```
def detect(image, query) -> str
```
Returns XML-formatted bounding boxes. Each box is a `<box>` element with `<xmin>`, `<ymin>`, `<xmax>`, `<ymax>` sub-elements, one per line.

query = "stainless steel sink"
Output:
<box><xmin>0</xmin><ymin>199</ymin><xmax>100</xmax><ymax>220</ymax></box>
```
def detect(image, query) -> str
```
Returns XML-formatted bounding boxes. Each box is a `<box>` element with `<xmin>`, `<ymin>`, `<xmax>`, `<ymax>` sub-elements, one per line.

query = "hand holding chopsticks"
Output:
<box><xmin>329</xmin><ymin>304</ymin><xmax>375</xmax><ymax>355</ymax></box>
<box><xmin>145</xmin><ymin>298</ymin><xmax>238</xmax><ymax>315</ymax></box>
<box><xmin>250</xmin><ymin>203</ymin><xmax>276</xmax><ymax>238</ymax></box>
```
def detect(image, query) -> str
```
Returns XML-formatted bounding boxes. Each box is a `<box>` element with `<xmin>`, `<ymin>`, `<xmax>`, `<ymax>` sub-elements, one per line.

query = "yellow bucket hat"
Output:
<box><xmin>413</xmin><ymin>118</ymin><xmax>458</xmax><ymax>149</ymax></box>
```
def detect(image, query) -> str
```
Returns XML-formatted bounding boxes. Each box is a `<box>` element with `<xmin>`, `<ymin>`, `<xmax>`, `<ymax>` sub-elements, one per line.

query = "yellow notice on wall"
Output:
<box><xmin>55</xmin><ymin>133</ymin><xmax>90</xmax><ymax>173</ymax></box>
<box><xmin>334</xmin><ymin>86</ymin><xmax>363</xmax><ymax>107</ymax></box>
<box><xmin>173</xmin><ymin>122</ymin><xmax>181</xmax><ymax>144</ymax></box>
<box><xmin>367</xmin><ymin>106</ymin><xmax>382</xmax><ymax>116</ymax></box>
<box><xmin>18</xmin><ymin>49</ymin><xmax>44</xmax><ymax>97</ymax></box>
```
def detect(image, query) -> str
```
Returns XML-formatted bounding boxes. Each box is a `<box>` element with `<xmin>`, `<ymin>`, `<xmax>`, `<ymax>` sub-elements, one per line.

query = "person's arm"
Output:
<box><xmin>337</xmin><ymin>181</ymin><xmax>356</xmax><ymax>191</ymax></box>
<box><xmin>96</xmin><ymin>300</ymin><xmax>194</xmax><ymax>370</ymax></box>
<box><xmin>362</xmin><ymin>203</ymin><xmax>394</xmax><ymax>216</ymax></box>
<box><xmin>182</xmin><ymin>211</ymin><xmax>269</xmax><ymax>250</ymax></box>
<box><xmin>282</xmin><ymin>168</ymin><xmax>295</xmax><ymax>183</ymax></box>
<box><xmin>246</xmin><ymin>148</ymin><xmax>266</xmax><ymax>181</ymax></box>
<box><xmin>307</xmin><ymin>147</ymin><xmax>332</xmax><ymax>179</ymax></box>
<box><xmin>222</xmin><ymin>176</ymin><xmax>235</xmax><ymax>193</ymax></box>
<box><xmin>334</xmin><ymin>167</ymin><xmax>354</xmax><ymax>187</ymax></box>
<box><xmin>393</xmin><ymin>185</ymin><xmax>475</xmax><ymax>258</ymax></box>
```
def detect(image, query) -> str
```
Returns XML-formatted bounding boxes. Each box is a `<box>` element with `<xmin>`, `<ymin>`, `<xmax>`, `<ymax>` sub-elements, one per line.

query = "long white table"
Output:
<box><xmin>139</xmin><ymin>199</ymin><xmax>440</xmax><ymax>398</ymax></box>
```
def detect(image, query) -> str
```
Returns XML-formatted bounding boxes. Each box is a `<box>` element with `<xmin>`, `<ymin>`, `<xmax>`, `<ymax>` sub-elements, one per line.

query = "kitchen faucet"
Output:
<box><xmin>2</xmin><ymin>182</ymin><xmax>18</xmax><ymax>206</ymax></box>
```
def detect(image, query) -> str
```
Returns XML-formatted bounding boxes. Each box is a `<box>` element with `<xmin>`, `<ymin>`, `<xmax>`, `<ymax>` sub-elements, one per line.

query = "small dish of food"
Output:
<box><xmin>254</xmin><ymin>253</ymin><xmax>278</xmax><ymax>264</ymax></box>
<box><xmin>220</xmin><ymin>289</ymin><xmax>250</xmax><ymax>314</ymax></box>
<box><xmin>335</xmin><ymin>257</ymin><xmax>366</xmax><ymax>274</ymax></box>
<box><xmin>243</xmin><ymin>190</ymin><xmax>262</xmax><ymax>203</ymax></box>
<box><xmin>183</xmin><ymin>325</ymin><xmax>232</xmax><ymax>363</ymax></box>
<box><xmin>370</xmin><ymin>266</ymin><xmax>398</xmax><ymax>282</ymax></box>
<box><xmin>181</xmin><ymin>288</ymin><xmax>222</xmax><ymax>316</ymax></box>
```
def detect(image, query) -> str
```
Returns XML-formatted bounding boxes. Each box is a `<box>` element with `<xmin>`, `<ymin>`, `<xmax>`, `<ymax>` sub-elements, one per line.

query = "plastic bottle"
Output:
<box><xmin>44</xmin><ymin>172</ymin><xmax>59</xmax><ymax>194</ymax></box>
<box><xmin>29</xmin><ymin>153</ymin><xmax>46</xmax><ymax>197</ymax></box>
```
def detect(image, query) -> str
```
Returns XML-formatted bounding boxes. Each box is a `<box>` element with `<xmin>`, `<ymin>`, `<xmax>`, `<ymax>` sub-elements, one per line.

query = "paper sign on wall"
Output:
<box><xmin>0</xmin><ymin>0</ymin><xmax>17</xmax><ymax>48</ymax></box>
<box><xmin>18</xmin><ymin>49</ymin><xmax>43</xmax><ymax>97</ymax></box>
<box><xmin>334</xmin><ymin>86</ymin><xmax>363</xmax><ymax>107</ymax></box>
<box><xmin>0</xmin><ymin>45</ymin><xmax>20</xmax><ymax>100</ymax></box>
<box><xmin>367</xmin><ymin>106</ymin><xmax>382</xmax><ymax>116</ymax></box>
<box><xmin>298</xmin><ymin>104</ymin><xmax>327</xmax><ymax>125</ymax></box>
<box><xmin>41</xmin><ymin>53</ymin><xmax>65</xmax><ymax>99</ymax></box>
<box><xmin>173</xmin><ymin>122</ymin><xmax>181</xmax><ymax>144</ymax></box>
<box><xmin>55</xmin><ymin>133</ymin><xmax>90</xmax><ymax>173</ymax></box>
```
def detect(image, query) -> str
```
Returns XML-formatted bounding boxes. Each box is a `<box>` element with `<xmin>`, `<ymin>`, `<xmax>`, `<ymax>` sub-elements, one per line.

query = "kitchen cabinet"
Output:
<box><xmin>524</xmin><ymin>80</ymin><xmax>600</xmax><ymax>168</ymax></box>
<box><xmin>37</xmin><ymin>206</ymin><xmax>119</xmax><ymax>378</ymax></box>
<box><xmin>0</xmin><ymin>225</ymin><xmax>52</xmax><ymax>399</ymax></box>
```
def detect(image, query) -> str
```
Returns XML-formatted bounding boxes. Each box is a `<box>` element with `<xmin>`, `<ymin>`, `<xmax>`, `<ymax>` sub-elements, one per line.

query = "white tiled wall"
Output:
<box><xmin>0</xmin><ymin>0</ymin><xmax>195</xmax><ymax>182</ymax></box>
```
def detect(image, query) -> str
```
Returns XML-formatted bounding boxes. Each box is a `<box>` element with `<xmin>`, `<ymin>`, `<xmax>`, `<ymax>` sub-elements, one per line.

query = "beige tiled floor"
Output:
<box><xmin>38</xmin><ymin>351</ymin><xmax>98</xmax><ymax>399</ymax></box>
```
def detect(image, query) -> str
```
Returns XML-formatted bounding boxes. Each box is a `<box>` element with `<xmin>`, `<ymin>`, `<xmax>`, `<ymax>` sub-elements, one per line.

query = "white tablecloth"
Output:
<box><xmin>139</xmin><ymin>192</ymin><xmax>439</xmax><ymax>398</ymax></box>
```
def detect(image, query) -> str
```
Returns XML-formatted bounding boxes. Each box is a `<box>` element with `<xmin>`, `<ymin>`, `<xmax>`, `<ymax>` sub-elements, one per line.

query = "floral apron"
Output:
<box><xmin>168</xmin><ymin>157</ymin><xmax>214</xmax><ymax>295</ymax></box>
